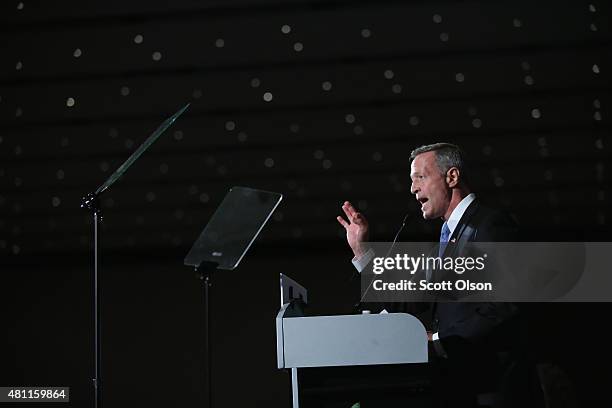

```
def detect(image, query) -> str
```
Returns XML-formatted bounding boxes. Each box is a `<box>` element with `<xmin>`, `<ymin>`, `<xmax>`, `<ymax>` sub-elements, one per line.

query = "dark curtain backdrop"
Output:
<box><xmin>2</xmin><ymin>1</ymin><xmax>610</xmax><ymax>406</ymax></box>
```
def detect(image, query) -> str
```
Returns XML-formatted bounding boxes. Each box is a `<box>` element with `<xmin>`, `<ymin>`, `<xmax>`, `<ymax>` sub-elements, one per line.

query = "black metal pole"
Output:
<box><xmin>200</xmin><ymin>270</ymin><xmax>212</xmax><ymax>408</ymax></box>
<box><xmin>94</xmin><ymin>209</ymin><xmax>102</xmax><ymax>408</ymax></box>
<box><xmin>82</xmin><ymin>193</ymin><xmax>102</xmax><ymax>408</ymax></box>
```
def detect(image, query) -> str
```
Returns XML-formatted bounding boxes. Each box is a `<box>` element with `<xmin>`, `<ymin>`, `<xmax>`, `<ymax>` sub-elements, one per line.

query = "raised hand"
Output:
<box><xmin>336</xmin><ymin>201</ymin><xmax>370</xmax><ymax>258</ymax></box>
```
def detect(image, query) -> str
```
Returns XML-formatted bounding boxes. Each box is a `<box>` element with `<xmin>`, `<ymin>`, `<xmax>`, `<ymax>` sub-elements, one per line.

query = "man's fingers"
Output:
<box><xmin>341</xmin><ymin>202</ymin><xmax>354</xmax><ymax>219</ymax></box>
<box><xmin>336</xmin><ymin>216</ymin><xmax>349</xmax><ymax>229</ymax></box>
<box><xmin>343</xmin><ymin>201</ymin><xmax>357</xmax><ymax>218</ymax></box>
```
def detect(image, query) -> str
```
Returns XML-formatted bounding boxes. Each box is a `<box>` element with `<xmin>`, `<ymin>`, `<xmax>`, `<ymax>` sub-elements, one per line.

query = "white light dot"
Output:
<box><xmin>322</xmin><ymin>81</ymin><xmax>332</xmax><ymax>91</ymax></box>
<box><xmin>73</xmin><ymin>48</ymin><xmax>82</xmax><ymax>58</ymax></box>
<box><xmin>17</xmin><ymin>2</ymin><xmax>24</xmax><ymax>10</ymax></box>
<box><xmin>152</xmin><ymin>51</ymin><xmax>162</xmax><ymax>61</ymax></box>
<box><xmin>531</xmin><ymin>108</ymin><xmax>541</xmax><ymax>119</ymax></box>
<box><xmin>66</xmin><ymin>97</ymin><xmax>75</xmax><ymax>107</ymax></box>
<box><xmin>589</xmin><ymin>4</ymin><xmax>596</xmax><ymax>12</ymax></box>
<box><xmin>264</xmin><ymin>158</ymin><xmax>274</xmax><ymax>168</ymax></box>
<box><xmin>592</xmin><ymin>64</ymin><xmax>600</xmax><ymax>74</ymax></box>
<box><xmin>440</xmin><ymin>32</ymin><xmax>449</xmax><ymax>42</ymax></box>
<box><xmin>160</xmin><ymin>163</ymin><xmax>169</xmax><ymax>174</ymax></box>
<box><xmin>215</xmin><ymin>38</ymin><xmax>225</xmax><ymax>48</ymax></box>
<box><xmin>15</xmin><ymin>107</ymin><xmax>23</xmax><ymax>117</ymax></box>
<box><xmin>250</xmin><ymin>78</ymin><xmax>260</xmax><ymax>88</ymax></box>
<box><xmin>237</xmin><ymin>132</ymin><xmax>247</xmax><ymax>142</ymax></box>
<box><xmin>455</xmin><ymin>72</ymin><xmax>465</xmax><ymax>82</ymax></box>
<box><xmin>384</xmin><ymin>69</ymin><xmax>394</xmax><ymax>80</ymax></box>
<box><xmin>120</xmin><ymin>86</ymin><xmax>130</xmax><ymax>96</ymax></box>
<box><xmin>409</xmin><ymin>116</ymin><xmax>420</xmax><ymax>126</ymax></box>
<box><xmin>281</xmin><ymin>24</ymin><xmax>291</xmax><ymax>34</ymax></box>
<box><xmin>590</xmin><ymin>23</ymin><xmax>598</xmax><ymax>32</ymax></box>
<box><xmin>472</xmin><ymin>118</ymin><xmax>482</xmax><ymax>128</ymax></box>
<box><xmin>313</xmin><ymin>150</ymin><xmax>324</xmax><ymax>160</ymax></box>
<box><xmin>52</xmin><ymin>197</ymin><xmax>61</xmax><ymax>207</ymax></box>
<box><xmin>361</xmin><ymin>28</ymin><xmax>371</xmax><ymax>38</ymax></box>
<box><xmin>353</xmin><ymin>125</ymin><xmax>364</xmax><ymax>135</ymax></box>
<box><xmin>322</xmin><ymin>159</ymin><xmax>332</xmax><ymax>169</ymax></box>
<box><xmin>225</xmin><ymin>121</ymin><xmax>236</xmax><ymax>131</ymax></box>
<box><xmin>433</xmin><ymin>14</ymin><xmax>442</xmax><ymax>23</ymax></box>
<box><xmin>146</xmin><ymin>192</ymin><xmax>156</xmax><ymax>202</ymax></box>
<box><xmin>372</xmin><ymin>152</ymin><xmax>382</xmax><ymax>162</ymax></box>
<box><xmin>524</xmin><ymin>75</ymin><xmax>534</xmax><ymax>85</ymax></box>
<box><xmin>263</xmin><ymin>92</ymin><xmax>273</xmax><ymax>102</ymax></box>
<box><xmin>16</xmin><ymin>61</ymin><xmax>22</xmax><ymax>70</ymax></box>
<box><xmin>173</xmin><ymin>130</ymin><xmax>183</xmax><ymax>141</ymax></box>
<box><xmin>199</xmin><ymin>193</ymin><xmax>210</xmax><ymax>203</ymax></box>
<box><xmin>345</xmin><ymin>113</ymin><xmax>355</xmax><ymax>124</ymax></box>
<box><xmin>192</xmin><ymin>89</ymin><xmax>203</xmax><ymax>99</ymax></box>
<box><xmin>594</xmin><ymin>111</ymin><xmax>602</xmax><ymax>121</ymax></box>
<box><xmin>391</xmin><ymin>84</ymin><xmax>402</xmax><ymax>94</ymax></box>
<box><xmin>512</xmin><ymin>18</ymin><xmax>522</xmax><ymax>28</ymax></box>
<box><xmin>293</xmin><ymin>42</ymin><xmax>303</xmax><ymax>52</ymax></box>
<box><xmin>56</xmin><ymin>169</ymin><xmax>65</xmax><ymax>180</ymax></box>
<box><xmin>134</xmin><ymin>34</ymin><xmax>144</xmax><ymax>44</ymax></box>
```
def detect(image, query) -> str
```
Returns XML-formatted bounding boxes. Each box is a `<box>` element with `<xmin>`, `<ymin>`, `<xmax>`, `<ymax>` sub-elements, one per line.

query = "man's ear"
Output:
<box><xmin>446</xmin><ymin>167</ymin><xmax>460</xmax><ymax>188</ymax></box>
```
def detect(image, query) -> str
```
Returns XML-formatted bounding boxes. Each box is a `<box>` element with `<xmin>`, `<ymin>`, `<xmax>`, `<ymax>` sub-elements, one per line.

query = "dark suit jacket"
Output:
<box><xmin>433</xmin><ymin>199</ymin><xmax>520</xmax><ymax>344</ymax></box>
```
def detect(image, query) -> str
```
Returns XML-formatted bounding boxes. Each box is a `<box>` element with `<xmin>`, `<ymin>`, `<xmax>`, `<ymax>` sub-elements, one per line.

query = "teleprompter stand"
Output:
<box><xmin>80</xmin><ymin>104</ymin><xmax>189</xmax><ymax>408</ymax></box>
<box><xmin>184</xmin><ymin>186</ymin><xmax>283</xmax><ymax>408</ymax></box>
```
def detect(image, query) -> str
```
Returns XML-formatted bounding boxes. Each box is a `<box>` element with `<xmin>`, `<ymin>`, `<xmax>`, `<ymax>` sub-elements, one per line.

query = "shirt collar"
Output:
<box><xmin>446</xmin><ymin>193</ymin><xmax>476</xmax><ymax>236</ymax></box>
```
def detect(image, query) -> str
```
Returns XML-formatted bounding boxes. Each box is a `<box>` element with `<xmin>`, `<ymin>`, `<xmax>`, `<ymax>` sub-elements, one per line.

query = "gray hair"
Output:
<box><xmin>410</xmin><ymin>142</ymin><xmax>469</xmax><ymax>184</ymax></box>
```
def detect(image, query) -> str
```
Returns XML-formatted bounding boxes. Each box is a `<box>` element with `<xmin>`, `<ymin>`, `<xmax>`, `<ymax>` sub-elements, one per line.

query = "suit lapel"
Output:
<box><xmin>443</xmin><ymin>199</ymin><xmax>480</xmax><ymax>257</ymax></box>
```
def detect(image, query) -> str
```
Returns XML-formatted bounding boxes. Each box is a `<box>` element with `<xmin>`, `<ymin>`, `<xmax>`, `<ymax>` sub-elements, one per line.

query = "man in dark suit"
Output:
<box><xmin>337</xmin><ymin>143</ymin><xmax>530</xmax><ymax>407</ymax></box>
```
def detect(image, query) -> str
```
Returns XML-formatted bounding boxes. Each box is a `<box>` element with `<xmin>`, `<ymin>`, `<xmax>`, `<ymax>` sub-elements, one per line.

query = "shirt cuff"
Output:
<box><xmin>351</xmin><ymin>248</ymin><xmax>375</xmax><ymax>273</ymax></box>
<box><xmin>432</xmin><ymin>332</ymin><xmax>448</xmax><ymax>358</ymax></box>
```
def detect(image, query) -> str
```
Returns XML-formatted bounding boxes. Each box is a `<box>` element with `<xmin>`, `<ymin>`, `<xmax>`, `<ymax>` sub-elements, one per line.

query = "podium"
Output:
<box><xmin>276</xmin><ymin>302</ymin><xmax>430</xmax><ymax>407</ymax></box>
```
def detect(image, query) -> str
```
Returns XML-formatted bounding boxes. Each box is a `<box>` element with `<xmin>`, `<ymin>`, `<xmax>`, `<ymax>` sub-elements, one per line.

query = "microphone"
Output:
<box><xmin>386</xmin><ymin>213</ymin><xmax>412</xmax><ymax>256</ymax></box>
<box><xmin>355</xmin><ymin>212</ymin><xmax>414</xmax><ymax>310</ymax></box>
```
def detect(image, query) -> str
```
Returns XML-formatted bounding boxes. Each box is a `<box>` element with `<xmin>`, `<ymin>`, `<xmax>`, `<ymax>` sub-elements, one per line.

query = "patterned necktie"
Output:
<box><xmin>439</xmin><ymin>221</ymin><xmax>451</xmax><ymax>257</ymax></box>
<box><xmin>427</xmin><ymin>222</ymin><xmax>451</xmax><ymax>282</ymax></box>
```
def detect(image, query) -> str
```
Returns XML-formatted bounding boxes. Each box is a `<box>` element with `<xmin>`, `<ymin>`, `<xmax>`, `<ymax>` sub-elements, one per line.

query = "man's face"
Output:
<box><xmin>410</xmin><ymin>151</ymin><xmax>451</xmax><ymax>219</ymax></box>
